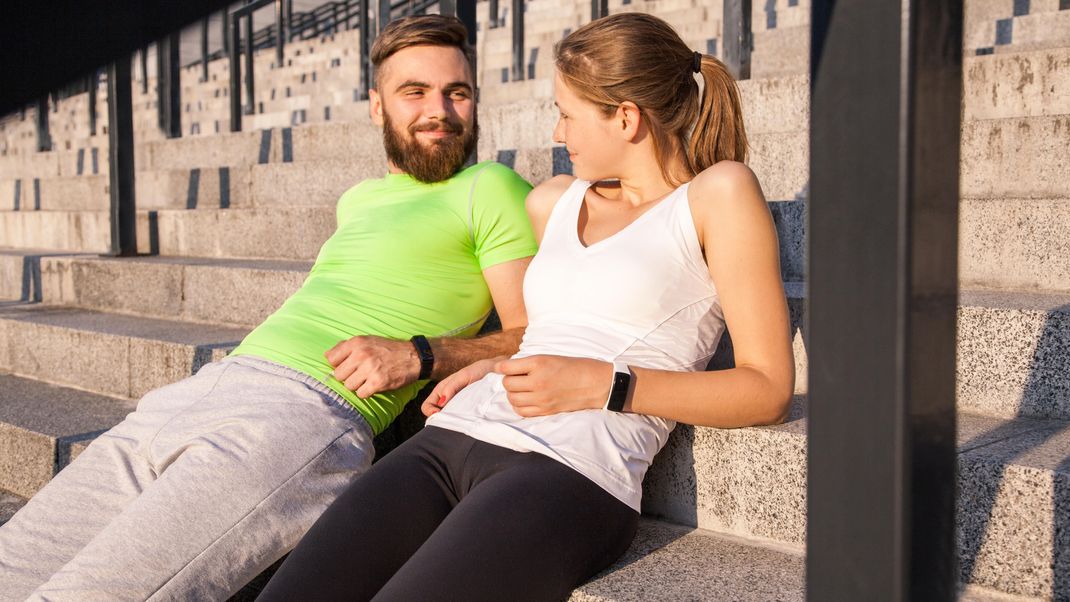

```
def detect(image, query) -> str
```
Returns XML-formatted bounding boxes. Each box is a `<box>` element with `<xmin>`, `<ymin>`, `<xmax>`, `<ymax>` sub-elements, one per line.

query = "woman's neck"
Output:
<box><xmin>599</xmin><ymin>152</ymin><xmax>692</xmax><ymax>207</ymax></box>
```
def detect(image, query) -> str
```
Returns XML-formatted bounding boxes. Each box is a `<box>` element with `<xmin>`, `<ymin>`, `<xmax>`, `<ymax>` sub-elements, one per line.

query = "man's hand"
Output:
<box><xmin>495</xmin><ymin>355</ymin><xmax>613</xmax><ymax>417</ymax></box>
<box><xmin>422</xmin><ymin>356</ymin><xmax>506</xmax><ymax>417</ymax></box>
<box><xmin>325</xmin><ymin>335</ymin><xmax>420</xmax><ymax>398</ymax></box>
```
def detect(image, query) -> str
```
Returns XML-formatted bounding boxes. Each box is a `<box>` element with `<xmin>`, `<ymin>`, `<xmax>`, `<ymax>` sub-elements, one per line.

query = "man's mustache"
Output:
<box><xmin>410</xmin><ymin>121</ymin><xmax>463</xmax><ymax>135</ymax></box>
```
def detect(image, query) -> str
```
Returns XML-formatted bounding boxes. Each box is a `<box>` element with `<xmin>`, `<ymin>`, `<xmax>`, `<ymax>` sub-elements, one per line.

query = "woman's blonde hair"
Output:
<box><xmin>554</xmin><ymin>12</ymin><xmax>748</xmax><ymax>185</ymax></box>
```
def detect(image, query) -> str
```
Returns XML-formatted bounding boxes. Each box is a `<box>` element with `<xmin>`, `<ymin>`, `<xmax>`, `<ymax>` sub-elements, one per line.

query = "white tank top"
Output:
<box><xmin>427</xmin><ymin>178</ymin><xmax>725</xmax><ymax>510</ymax></box>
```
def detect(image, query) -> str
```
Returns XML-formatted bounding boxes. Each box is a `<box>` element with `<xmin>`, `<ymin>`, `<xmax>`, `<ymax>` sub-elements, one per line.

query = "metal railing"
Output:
<box><xmin>226</xmin><ymin>0</ymin><xmax>464</xmax><ymax>132</ymax></box>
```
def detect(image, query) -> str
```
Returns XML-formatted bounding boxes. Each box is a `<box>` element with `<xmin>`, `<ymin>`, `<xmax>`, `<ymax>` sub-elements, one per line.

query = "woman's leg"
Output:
<box><xmin>255</xmin><ymin>426</ymin><xmax>476</xmax><ymax>602</ymax></box>
<box><xmin>372</xmin><ymin>438</ymin><xmax>639</xmax><ymax>602</ymax></box>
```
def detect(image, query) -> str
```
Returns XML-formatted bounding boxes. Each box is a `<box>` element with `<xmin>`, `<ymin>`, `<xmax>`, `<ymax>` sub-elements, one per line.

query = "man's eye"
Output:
<box><xmin>450</xmin><ymin>91</ymin><xmax>470</xmax><ymax>100</ymax></box>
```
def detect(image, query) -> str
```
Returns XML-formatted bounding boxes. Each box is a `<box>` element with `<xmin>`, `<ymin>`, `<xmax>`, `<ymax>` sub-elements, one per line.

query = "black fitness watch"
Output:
<box><xmin>410</xmin><ymin>335</ymin><xmax>434</xmax><ymax>380</ymax></box>
<box><xmin>603</xmin><ymin>362</ymin><xmax>631</xmax><ymax>413</ymax></box>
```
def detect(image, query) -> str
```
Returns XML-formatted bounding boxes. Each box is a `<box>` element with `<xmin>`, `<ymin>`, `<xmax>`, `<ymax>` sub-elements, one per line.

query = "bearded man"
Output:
<box><xmin>0</xmin><ymin>15</ymin><xmax>536</xmax><ymax>601</ymax></box>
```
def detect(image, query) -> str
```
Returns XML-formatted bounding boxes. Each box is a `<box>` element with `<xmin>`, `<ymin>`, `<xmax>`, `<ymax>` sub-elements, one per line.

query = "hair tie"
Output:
<box><xmin>692</xmin><ymin>51</ymin><xmax>702</xmax><ymax>73</ymax></box>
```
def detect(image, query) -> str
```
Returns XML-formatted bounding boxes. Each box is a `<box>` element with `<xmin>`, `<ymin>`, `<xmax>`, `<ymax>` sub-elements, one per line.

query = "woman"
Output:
<box><xmin>257</xmin><ymin>12</ymin><xmax>794</xmax><ymax>602</ymax></box>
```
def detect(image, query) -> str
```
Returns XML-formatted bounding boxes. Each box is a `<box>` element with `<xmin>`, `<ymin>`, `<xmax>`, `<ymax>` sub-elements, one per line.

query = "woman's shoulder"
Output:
<box><xmin>526</xmin><ymin>175</ymin><xmax>576</xmax><ymax>215</ymax></box>
<box><xmin>686</xmin><ymin>161</ymin><xmax>769</xmax><ymax>236</ymax></box>
<box><xmin>525</xmin><ymin>175</ymin><xmax>577</xmax><ymax>242</ymax></box>
<box><xmin>689</xmin><ymin>161</ymin><xmax>760</xmax><ymax>201</ymax></box>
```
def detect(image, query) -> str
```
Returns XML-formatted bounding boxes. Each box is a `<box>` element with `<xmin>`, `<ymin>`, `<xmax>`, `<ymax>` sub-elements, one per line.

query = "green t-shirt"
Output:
<box><xmin>231</xmin><ymin>161</ymin><xmax>536</xmax><ymax>434</ymax></box>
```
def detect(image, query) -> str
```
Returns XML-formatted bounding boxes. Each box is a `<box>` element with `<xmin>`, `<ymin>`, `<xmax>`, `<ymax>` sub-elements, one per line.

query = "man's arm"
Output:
<box><xmin>325</xmin><ymin>256</ymin><xmax>531</xmax><ymax>399</ymax></box>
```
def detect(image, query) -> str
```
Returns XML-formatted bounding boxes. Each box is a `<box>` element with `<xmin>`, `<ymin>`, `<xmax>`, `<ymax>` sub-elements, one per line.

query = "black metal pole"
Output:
<box><xmin>34</xmin><ymin>96</ymin><xmax>52</xmax><ymax>152</ymax></box>
<box><xmin>806</xmin><ymin>1</ymin><xmax>962</xmax><ymax>601</ymax></box>
<box><xmin>378</xmin><ymin>0</ymin><xmax>391</xmax><ymax>33</ymax></box>
<box><xmin>590</xmin><ymin>0</ymin><xmax>607</xmax><ymax>20</ymax></box>
<box><xmin>275</xmin><ymin>0</ymin><xmax>286</xmax><ymax>64</ymax></box>
<box><xmin>359</xmin><ymin>0</ymin><xmax>372</xmax><ymax>98</ymax></box>
<box><xmin>244</xmin><ymin>12</ymin><xmax>255</xmax><ymax>114</ymax></box>
<box><xmin>723</xmin><ymin>0</ymin><xmax>751</xmax><ymax>79</ymax></box>
<box><xmin>287</xmin><ymin>0</ymin><xmax>294</xmax><ymax>39</ymax></box>
<box><xmin>229</xmin><ymin>13</ymin><xmax>242</xmax><ymax>130</ymax></box>
<box><xmin>202</xmin><ymin>17</ymin><xmax>211</xmax><ymax>81</ymax></box>
<box><xmin>157</xmin><ymin>34</ymin><xmax>181</xmax><ymax>138</ymax></box>
<box><xmin>87</xmin><ymin>70</ymin><xmax>98</xmax><ymax>135</ymax></box>
<box><xmin>511</xmin><ymin>0</ymin><xmax>524</xmax><ymax>81</ymax></box>
<box><xmin>140</xmin><ymin>47</ymin><xmax>149</xmax><ymax>94</ymax></box>
<box><xmin>107</xmin><ymin>57</ymin><xmax>137</xmax><ymax>256</ymax></box>
<box><xmin>488</xmin><ymin>0</ymin><xmax>499</xmax><ymax>28</ymax></box>
<box><xmin>457</xmin><ymin>0</ymin><xmax>476</xmax><ymax>47</ymax></box>
<box><xmin>222</xmin><ymin>7</ymin><xmax>231</xmax><ymax>52</ymax></box>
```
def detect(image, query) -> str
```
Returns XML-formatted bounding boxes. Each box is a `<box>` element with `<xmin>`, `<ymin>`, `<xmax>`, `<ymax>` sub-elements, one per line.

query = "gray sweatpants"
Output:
<box><xmin>0</xmin><ymin>355</ymin><xmax>375</xmax><ymax>601</ymax></box>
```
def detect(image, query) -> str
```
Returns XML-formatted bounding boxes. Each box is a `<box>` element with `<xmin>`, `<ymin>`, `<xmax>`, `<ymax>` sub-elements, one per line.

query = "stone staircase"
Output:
<box><xmin>3</xmin><ymin>0</ymin><xmax>1070</xmax><ymax>599</ymax></box>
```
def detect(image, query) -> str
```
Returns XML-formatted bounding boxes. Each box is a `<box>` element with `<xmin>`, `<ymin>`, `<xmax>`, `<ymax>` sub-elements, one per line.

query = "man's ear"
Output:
<box><xmin>616</xmin><ymin>101</ymin><xmax>642</xmax><ymax>142</ymax></box>
<box><xmin>369</xmin><ymin>89</ymin><xmax>384</xmax><ymax>127</ymax></box>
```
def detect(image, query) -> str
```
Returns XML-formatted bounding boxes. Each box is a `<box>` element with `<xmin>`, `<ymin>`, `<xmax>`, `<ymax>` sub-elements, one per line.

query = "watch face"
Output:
<box><xmin>607</xmin><ymin>369</ymin><xmax>631</xmax><ymax>412</ymax></box>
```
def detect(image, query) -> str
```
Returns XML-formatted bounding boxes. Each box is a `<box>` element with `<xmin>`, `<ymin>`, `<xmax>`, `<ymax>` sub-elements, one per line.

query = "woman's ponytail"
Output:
<box><xmin>688</xmin><ymin>55</ymin><xmax>749</xmax><ymax>173</ymax></box>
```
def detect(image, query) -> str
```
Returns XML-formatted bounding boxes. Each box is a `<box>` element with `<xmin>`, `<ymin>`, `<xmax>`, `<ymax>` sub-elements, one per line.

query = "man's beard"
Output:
<box><xmin>382</xmin><ymin>111</ymin><xmax>478</xmax><ymax>184</ymax></box>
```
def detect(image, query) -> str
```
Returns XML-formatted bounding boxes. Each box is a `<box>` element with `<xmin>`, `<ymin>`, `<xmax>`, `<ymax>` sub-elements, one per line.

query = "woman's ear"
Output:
<box><xmin>616</xmin><ymin>101</ymin><xmax>642</xmax><ymax>141</ymax></box>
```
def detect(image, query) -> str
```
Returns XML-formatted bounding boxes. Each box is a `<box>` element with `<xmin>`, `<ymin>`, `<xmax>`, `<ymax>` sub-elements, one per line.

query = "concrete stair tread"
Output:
<box><xmin>569</xmin><ymin>517</ymin><xmax>1034</xmax><ymax>601</ymax></box>
<box><xmin>0</xmin><ymin>372</ymin><xmax>136</xmax><ymax>497</ymax></box>
<box><xmin>54</xmin><ymin>253</ymin><xmax>313</xmax><ymax>273</ymax></box>
<box><xmin>0</xmin><ymin>303</ymin><xmax>247</xmax><ymax>400</ymax></box>
<box><xmin>39</xmin><ymin>254</ymin><xmax>310</xmax><ymax>327</ymax></box>
<box><xmin>0</xmin><ymin>489</ymin><xmax>27</xmax><ymax>526</ymax></box>
<box><xmin>642</xmin><ymin>406</ymin><xmax>1070</xmax><ymax>598</ymax></box>
<box><xmin>0</xmin><ymin>304</ymin><xmax>249</xmax><ymax>346</ymax></box>
<box><xmin>569</xmin><ymin>518</ymin><xmax>805</xmax><ymax>601</ymax></box>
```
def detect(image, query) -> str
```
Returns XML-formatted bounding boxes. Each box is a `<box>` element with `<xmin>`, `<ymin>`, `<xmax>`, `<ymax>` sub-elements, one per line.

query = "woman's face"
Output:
<box><xmin>552</xmin><ymin>72</ymin><xmax>620</xmax><ymax>181</ymax></box>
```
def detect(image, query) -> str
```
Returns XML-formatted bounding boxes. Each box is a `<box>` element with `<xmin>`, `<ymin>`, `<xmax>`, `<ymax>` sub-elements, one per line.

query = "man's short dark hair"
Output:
<box><xmin>370</xmin><ymin>15</ymin><xmax>474</xmax><ymax>87</ymax></box>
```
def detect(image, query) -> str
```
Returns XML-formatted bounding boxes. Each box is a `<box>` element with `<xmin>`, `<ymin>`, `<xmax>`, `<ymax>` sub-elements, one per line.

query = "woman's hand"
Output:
<box><xmin>422</xmin><ymin>356</ymin><xmax>506</xmax><ymax>417</ymax></box>
<box><xmin>496</xmin><ymin>355</ymin><xmax>613</xmax><ymax>417</ymax></box>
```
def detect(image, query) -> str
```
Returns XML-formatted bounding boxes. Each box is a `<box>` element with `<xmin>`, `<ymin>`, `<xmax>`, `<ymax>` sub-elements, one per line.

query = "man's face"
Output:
<box><xmin>370</xmin><ymin>45</ymin><xmax>478</xmax><ymax>183</ymax></box>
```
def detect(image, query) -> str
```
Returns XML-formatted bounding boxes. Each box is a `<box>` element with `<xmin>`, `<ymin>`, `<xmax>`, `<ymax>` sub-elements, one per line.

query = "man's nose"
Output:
<box><xmin>424</xmin><ymin>91</ymin><xmax>451</xmax><ymax>119</ymax></box>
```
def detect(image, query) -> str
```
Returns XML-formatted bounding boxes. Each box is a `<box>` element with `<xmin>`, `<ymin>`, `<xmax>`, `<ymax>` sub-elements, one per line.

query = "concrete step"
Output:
<box><xmin>0</xmin><ymin>175</ymin><xmax>108</xmax><ymax>211</ymax></box>
<box><xmin>136</xmin><ymin>166</ymin><xmax>254</xmax><ymax>210</ymax></box>
<box><xmin>960</xmin><ymin>197</ymin><xmax>1070</xmax><ymax>292</ymax></box>
<box><xmin>0</xmin><ymin>372</ymin><xmax>135</xmax><ymax>498</ymax></box>
<box><xmin>962</xmin><ymin>115</ymin><xmax>1070</xmax><ymax>200</ymax></box>
<box><xmin>751</xmin><ymin>25</ymin><xmax>809</xmax><ymax>79</ymax></box>
<box><xmin>0</xmin><ymin>210</ymin><xmax>112</xmax><ymax>253</ymax></box>
<box><xmin>569</xmin><ymin>519</ymin><xmax>806</xmax><ymax>601</ymax></box>
<box><xmin>153</xmin><ymin>206</ymin><xmax>334</xmax><ymax>259</ymax></box>
<box><xmin>0</xmin><ymin>304</ymin><xmax>247</xmax><ymax>399</ymax></box>
<box><xmin>39</xmin><ymin>255</ymin><xmax>311</xmax><ymax>328</ymax></box>
<box><xmin>642</xmin><ymin>406</ymin><xmax>1070</xmax><ymax>599</ymax></box>
<box><xmin>248</xmin><ymin>159</ymin><xmax>382</xmax><ymax>207</ymax></box>
<box><xmin>784</xmin><ymin>285</ymin><xmax>1070</xmax><ymax>421</ymax></box>
<box><xmin>964</xmin><ymin>45</ymin><xmax>1070</xmax><ymax>120</ymax></box>
<box><xmin>0</xmin><ymin>249</ymin><xmax>96</xmax><ymax>302</ymax></box>
<box><xmin>970</xmin><ymin>8</ymin><xmax>1070</xmax><ymax>56</ymax></box>
<box><xmin>0</xmin><ymin>489</ymin><xmax>27</xmax><ymax>527</ymax></box>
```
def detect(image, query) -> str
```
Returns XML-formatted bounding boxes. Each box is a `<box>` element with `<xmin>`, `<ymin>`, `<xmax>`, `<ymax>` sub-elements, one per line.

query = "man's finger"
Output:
<box><xmin>324</xmin><ymin>342</ymin><xmax>348</xmax><ymax>367</ymax></box>
<box><xmin>332</xmin><ymin>354</ymin><xmax>360</xmax><ymax>383</ymax></box>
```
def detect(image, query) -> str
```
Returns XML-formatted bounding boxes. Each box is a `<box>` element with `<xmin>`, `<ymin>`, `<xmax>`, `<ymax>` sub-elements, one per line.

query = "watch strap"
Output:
<box><xmin>410</xmin><ymin>335</ymin><xmax>434</xmax><ymax>380</ymax></box>
<box><xmin>604</xmin><ymin>361</ymin><xmax>631</xmax><ymax>412</ymax></box>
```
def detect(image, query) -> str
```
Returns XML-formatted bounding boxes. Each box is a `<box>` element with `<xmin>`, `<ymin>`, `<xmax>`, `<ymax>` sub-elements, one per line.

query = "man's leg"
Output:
<box><xmin>0</xmin><ymin>361</ymin><xmax>232</xmax><ymax>601</ymax></box>
<box><xmin>27</xmin><ymin>357</ymin><xmax>375</xmax><ymax>602</ymax></box>
<box><xmin>255</xmin><ymin>426</ymin><xmax>470</xmax><ymax>602</ymax></box>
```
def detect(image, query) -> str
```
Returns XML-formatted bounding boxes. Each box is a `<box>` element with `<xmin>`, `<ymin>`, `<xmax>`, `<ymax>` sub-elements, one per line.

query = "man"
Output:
<box><xmin>0</xmin><ymin>15</ymin><xmax>536</xmax><ymax>601</ymax></box>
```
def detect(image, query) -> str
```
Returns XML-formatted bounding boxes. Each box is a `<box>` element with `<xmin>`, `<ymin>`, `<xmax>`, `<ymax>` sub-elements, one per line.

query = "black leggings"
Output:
<box><xmin>256</xmin><ymin>426</ymin><xmax>638</xmax><ymax>602</ymax></box>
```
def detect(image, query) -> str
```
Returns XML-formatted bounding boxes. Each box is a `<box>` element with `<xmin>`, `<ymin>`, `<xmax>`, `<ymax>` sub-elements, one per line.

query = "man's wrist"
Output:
<box><xmin>410</xmin><ymin>335</ymin><xmax>434</xmax><ymax>380</ymax></box>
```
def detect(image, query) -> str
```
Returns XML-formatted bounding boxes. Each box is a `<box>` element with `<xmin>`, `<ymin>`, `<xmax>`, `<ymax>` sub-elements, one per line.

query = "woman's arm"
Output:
<box><xmin>497</xmin><ymin>162</ymin><xmax>795</xmax><ymax>428</ymax></box>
